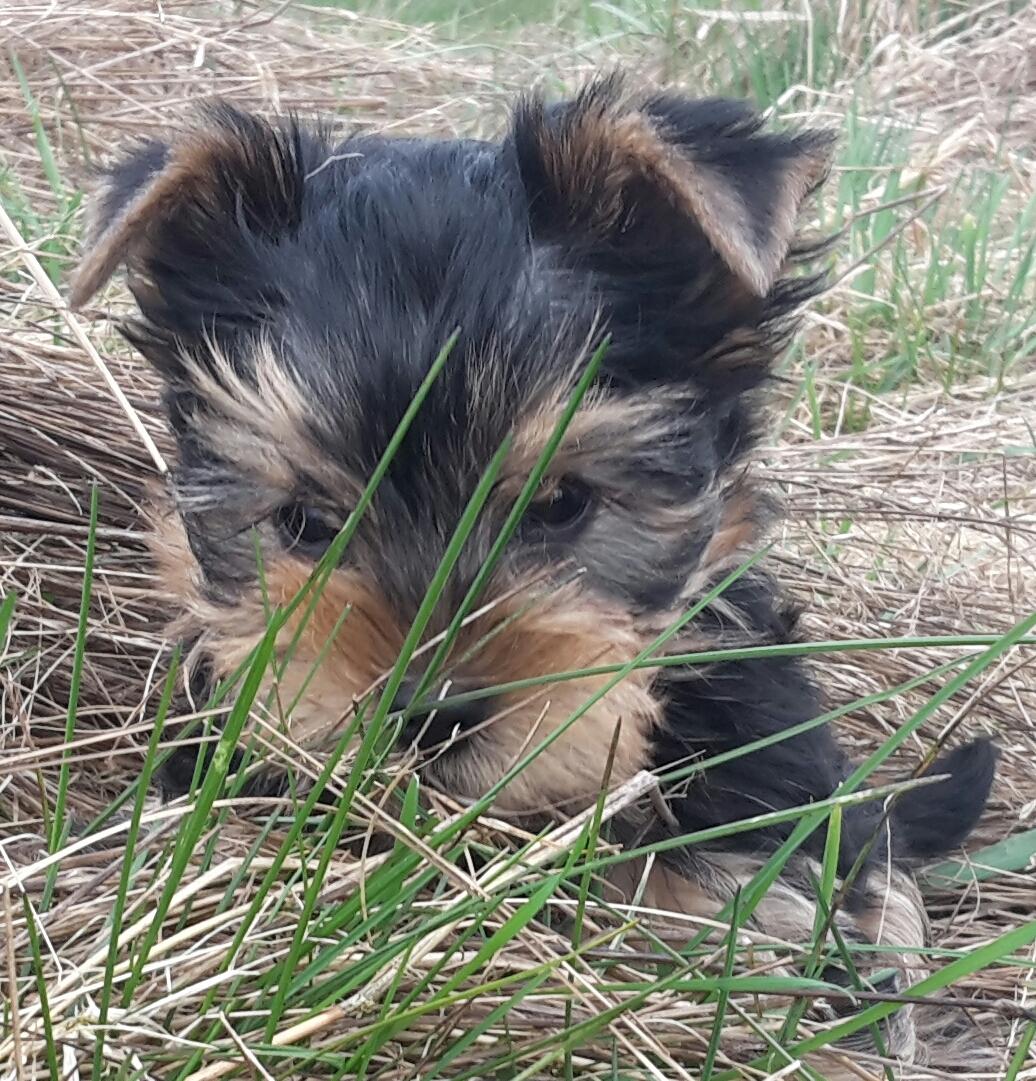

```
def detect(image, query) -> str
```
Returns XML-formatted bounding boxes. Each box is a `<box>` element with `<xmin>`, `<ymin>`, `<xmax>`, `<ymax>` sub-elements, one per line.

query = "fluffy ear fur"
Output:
<box><xmin>511</xmin><ymin>73</ymin><xmax>834</xmax><ymax>298</ymax></box>
<box><xmin>68</xmin><ymin>103</ymin><xmax>307</xmax><ymax>345</ymax></box>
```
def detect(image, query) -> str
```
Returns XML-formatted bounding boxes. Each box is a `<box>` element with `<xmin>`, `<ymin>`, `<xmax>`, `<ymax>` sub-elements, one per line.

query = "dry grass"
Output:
<box><xmin>1</xmin><ymin>0</ymin><xmax>1035</xmax><ymax>1077</ymax></box>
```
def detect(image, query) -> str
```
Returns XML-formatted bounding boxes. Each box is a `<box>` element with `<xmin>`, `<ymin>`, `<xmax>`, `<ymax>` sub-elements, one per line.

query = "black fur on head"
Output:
<box><xmin>71</xmin><ymin>75</ymin><xmax>993</xmax><ymax>912</ymax></box>
<box><xmin>70</xmin><ymin>76</ymin><xmax>834</xmax><ymax>610</ymax></box>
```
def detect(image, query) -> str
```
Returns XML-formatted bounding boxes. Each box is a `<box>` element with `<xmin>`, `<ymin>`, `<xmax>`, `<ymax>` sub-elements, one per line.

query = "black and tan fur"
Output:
<box><xmin>70</xmin><ymin>74</ymin><xmax>997</xmax><ymax>1074</ymax></box>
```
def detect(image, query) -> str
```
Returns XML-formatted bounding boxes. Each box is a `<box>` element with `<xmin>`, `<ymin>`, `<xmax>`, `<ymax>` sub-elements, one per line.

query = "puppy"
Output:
<box><xmin>70</xmin><ymin>74</ymin><xmax>996</xmax><ymax>1071</ymax></box>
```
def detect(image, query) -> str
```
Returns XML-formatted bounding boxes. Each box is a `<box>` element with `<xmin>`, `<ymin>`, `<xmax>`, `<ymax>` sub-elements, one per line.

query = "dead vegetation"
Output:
<box><xmin>1</xmin><ymin>0</ymin><xmax>1034</xmax><ymax>1077</ymax></box>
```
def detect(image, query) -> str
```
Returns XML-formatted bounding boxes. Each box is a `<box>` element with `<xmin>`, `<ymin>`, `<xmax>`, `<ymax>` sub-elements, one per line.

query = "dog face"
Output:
<box><xmin>72</xmin><ymin>76</ymin><xmax>832</xmax><ymax>813</ymax></box>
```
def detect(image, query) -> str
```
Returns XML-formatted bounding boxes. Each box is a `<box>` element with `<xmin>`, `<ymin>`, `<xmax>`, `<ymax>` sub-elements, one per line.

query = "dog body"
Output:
<box><xmin>71</xmin><ymin>76</ymin><xmax>995</xmax><ymax>1072</ymax></box>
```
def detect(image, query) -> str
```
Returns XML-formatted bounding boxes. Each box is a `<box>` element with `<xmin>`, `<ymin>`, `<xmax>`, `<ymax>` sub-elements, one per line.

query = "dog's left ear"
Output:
<box><xmin>511</xmin><ymin>75</ymin><xmax>834</xmax><ymax>298</ymax></box>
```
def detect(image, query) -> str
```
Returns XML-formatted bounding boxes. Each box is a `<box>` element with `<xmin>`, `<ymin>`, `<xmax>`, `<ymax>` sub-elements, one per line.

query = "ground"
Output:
<box><xmin>0</xmin><ymin>0</ymin><xmax>1034</xmax><ymax>1078</ymax></box>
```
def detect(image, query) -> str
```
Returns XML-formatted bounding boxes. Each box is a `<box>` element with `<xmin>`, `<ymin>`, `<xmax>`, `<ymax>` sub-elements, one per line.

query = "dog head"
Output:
<box><xmin>71</xmin><ymin>74</ymin><xmax>833</xmax><ymax>813</ymax></box>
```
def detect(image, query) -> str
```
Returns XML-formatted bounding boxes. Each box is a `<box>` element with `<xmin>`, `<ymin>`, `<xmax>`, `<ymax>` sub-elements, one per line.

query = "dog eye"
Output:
<box><xmin>275</xmin><ymin>503</ymin><xmax>339</xmax><ymax>555</ymax></box>
<box><xmin>525</xmin><ymin>479</ymin><xmax>594</xmax><ymax>536</ymax></box>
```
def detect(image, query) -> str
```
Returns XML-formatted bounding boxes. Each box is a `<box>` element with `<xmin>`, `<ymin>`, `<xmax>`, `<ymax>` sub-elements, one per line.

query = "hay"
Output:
<box><xmin>1</xmin><ymin>0</ymin><xmax>1034</xmax><ymax>1076</ymax></box>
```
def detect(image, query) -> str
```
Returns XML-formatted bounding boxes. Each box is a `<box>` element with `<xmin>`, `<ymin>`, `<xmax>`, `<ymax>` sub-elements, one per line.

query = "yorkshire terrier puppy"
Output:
<box><xmin>71</xmin><ymin>74</ymin><xmax>995</xmax><ymax>1070</ymax></box>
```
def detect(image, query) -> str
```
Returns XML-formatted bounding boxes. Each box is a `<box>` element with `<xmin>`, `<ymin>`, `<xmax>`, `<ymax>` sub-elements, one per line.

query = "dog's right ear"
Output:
<box><xmin>69</xmin><ymin>104</ymin><xmax>307</xmax><ymax>347</ymax></box>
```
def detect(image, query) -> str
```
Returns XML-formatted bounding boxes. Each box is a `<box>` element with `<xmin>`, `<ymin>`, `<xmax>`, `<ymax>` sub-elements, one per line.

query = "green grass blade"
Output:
<box><xmin>427</xmin><ymin>633</ymin><xmax>1036</xmax><ymax>715</ymax></box>
<box><xmin>92</xmin><ymin>647</ymin><xmax>179</xmax><ymax>1076</ymax></box>
<box><xmin>21</xmin><ymin>895</ymin><xmax>61</xmax><ymax>1080</ymax></box>
<box><xmin>773</xmin><ymin>805</ymin><xmax>844</xmax><ymax>1051</ymax></box>
<box><xmin>922</xmin><ymin>827</ymin><xmax>1036</xmax><ymax>889</ymax></box>
<box><xmin>121</xmin><ymin>620</ymin><xmax>281</xmax><ymax>1006</ymax></box>
<box><xmin>1005</xmin><ymin>1019</ymin><xmax>1036</xmax><ymax>1081</ymax></box>
<box><xmin>9</xmin><ymin>51</ymin><xmax>65</xmax><ymax>204</ymax></box>
<box><xmin>273</xmin><ymin>331</ymin><xmax>459</xmax><ymax>677</ymax></box>
<box><xmin>44</xmin><ymin>484</ymin><xmax>98</xmax><ymax>909</ymax></box>
<box><xmin>699</xmin><ymin>889</ymin><xmax>741</xmax><ymax>1081</ymax></box>
<box><xmin>411</xmin><ymin>336</ymin><xmax>607</xmax><ymax>703</ymax></box>
<box><xmin>0</xmin><ymin>589</ymin><xmax>16</xmax><ymax>649</ymax></box>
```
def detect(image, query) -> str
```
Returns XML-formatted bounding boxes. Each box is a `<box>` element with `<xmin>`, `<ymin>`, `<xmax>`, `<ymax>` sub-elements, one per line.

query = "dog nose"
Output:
<box><xmin>391</xmin><ymin>677</ymin><xmax>490</xmax><ymax>750</ymax></box>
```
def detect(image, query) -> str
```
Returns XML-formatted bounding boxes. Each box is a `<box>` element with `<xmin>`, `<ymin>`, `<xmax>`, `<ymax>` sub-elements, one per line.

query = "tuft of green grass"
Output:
<box><xmin>39</xmin><ymin>356</ymin><xmax>1024</xmax><ymax>1078</ymax></box>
